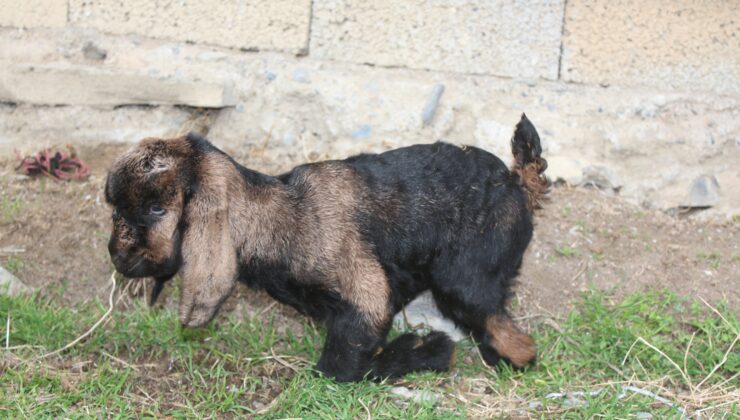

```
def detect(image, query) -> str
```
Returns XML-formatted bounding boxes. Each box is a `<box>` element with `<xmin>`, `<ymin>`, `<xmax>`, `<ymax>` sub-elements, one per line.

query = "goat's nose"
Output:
<box><xmin>108</xmin><ymin>242</ymin><xmax>127</xmax><ymax>264</ymax></box>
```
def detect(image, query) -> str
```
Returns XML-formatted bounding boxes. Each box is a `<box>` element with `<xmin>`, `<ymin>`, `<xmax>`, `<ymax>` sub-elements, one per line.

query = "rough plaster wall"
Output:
<box><xmin>0</xmin><ymin>0</ymin><xmax>67</xmax><ymax>28</ymax></box>
<box><xmin>68</xmin><ymin>0</ymin><xmax>311</xmax><ymax>54</ymax></box>
<box><xmin>1</xmin><ymin>28</ymin><xmax>737</xmax><ymax>215</ymax></box>
<box><xmin>311</xmin><ymin>0</ymin><xmax>565</xmax><ymax>80</ymax></box>
<box><xmin>0</xmin><ymin>63</ymin><xmax>235</xmax><ymax>107</ymax></box>
<box><xmin>563</xmin><ymin>0</ymin><xmax>740</xmax><ymax>96</ymax></box>
<box><xmin>0</xmin><ymin>103</ymin><xmax>194</xmax><ymax>148</ymax></box>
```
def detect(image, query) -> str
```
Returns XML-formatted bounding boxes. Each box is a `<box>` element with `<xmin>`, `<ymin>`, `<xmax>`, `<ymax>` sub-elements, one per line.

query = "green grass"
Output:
<box><xmin>555</xmin><ymin>245</ymin><xmax>578</xmax><ymax>258</ymax></box>
<box><xmin>1</xmin><ymin>289</ymin><xmax>737</xmax><ymax>418</ymax></box>
<box><xmin>1</xmin><ymin>195</ymin><xmax>25</xmax><ymax>224</ymax></box>
<box><xmin>697</xmin><ymin>251</ymin><xmax>722</xmax><ymax>269</ymax></box>
<box><xmin>1</xmin><ymin>256</ymin><xmax>25</xmax><ymax>275</ymax></box>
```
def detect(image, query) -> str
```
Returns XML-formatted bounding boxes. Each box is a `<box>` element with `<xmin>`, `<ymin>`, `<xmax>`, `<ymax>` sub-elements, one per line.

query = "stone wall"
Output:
<box><xmin>0</xmin><ymin>1</ymin><xmax>738</xmax><ymax>214</ymax></box>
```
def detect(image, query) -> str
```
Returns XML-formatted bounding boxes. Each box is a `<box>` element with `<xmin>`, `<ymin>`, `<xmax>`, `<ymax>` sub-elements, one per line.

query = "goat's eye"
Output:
<box><xmin>149</xmin><ymin>206</ymin><xmax>166</xmax><ymax>216</ymax></box>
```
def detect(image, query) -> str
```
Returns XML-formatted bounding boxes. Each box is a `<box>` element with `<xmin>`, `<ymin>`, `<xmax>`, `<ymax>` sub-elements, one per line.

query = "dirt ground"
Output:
<box><xmin>1</xmin><ymin>143</ymin><xmax>738</xmax><ymax>319</ymax></box>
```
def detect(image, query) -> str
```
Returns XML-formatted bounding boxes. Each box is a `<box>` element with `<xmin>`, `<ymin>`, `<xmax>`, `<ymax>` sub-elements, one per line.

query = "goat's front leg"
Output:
<box><xmin>315</xmin><ymin>310</ymin><xmax>385</xmax><ymax>382</ymax></box>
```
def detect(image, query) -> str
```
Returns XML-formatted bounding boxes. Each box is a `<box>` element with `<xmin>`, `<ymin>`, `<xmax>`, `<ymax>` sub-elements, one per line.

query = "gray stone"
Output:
<box><xmin>392</xmin><ymin>291</ymin><xmax>465</xmax><ymax>341</ymax></box>
<box><xmin>682</xmin><ymin>175</ymin><xmax>721</xmax><ymax>208</ymax></box>
<box><xmin>421</xmin><ymin>84</ymin><xmax>445</xmax><ymax>126</ymax></box>
<box><xmin>391</xmin><ymin>386</ymin><xmax>440</xmax><ymax>404</ymax></box>
<box><xmin>581</xmin><ymin>165</ymin><xmax>623</xmax><ymax>191</ymax></box>
<box><xmin>0</xmin><ymin>266</ymin><xmax>31</xmax><ymax>296</ymax></box>
<box><xmin>351</xmin><ymin>124</ymin><xmax>372</xmax><ymax>140</ymax></box>
<box><xmin>82</xmin><ymin>42</ymin><xmax>107</xmax><ymax>61</ymax></box>
<box><xmin>292</xmin><ymin>68</ymin><xmax>310</xmax><ymax>84</ymax></box>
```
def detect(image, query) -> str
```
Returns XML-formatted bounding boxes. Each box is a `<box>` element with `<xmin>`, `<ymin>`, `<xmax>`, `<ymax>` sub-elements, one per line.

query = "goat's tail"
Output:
<box><xmin>511</xmin><ymin>113</ymin><xmax>549</xmax><ymax>210</ymax></box>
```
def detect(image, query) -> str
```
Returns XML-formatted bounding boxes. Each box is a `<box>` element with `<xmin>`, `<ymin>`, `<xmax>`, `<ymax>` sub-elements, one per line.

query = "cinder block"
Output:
<box><xmin>310</xmin><ymin>0</ymin><xmax>565</xmax><ymax>80</ymax></box>
<box><xmin>69</xmin><ymin>0</ymin><xmax>311</xmax><ymax>54</ymax></box>
<box><xmin>562</xmin><ymin>0</ymin><xmax>740</xmax><ymax>95</ymax></box>
<box><xmin>0</xmin><ymin>0</ymin><xmax>67</xmax><ymax>28</ymax></box>
<box><xmin>0</xmin><ymin>63</ymin><xmax>236</xmax><ymax>108</ymax></box>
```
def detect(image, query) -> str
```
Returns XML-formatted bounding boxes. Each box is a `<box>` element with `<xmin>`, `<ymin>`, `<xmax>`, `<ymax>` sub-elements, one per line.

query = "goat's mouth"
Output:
<box><xmin>112</xmin><ymin>252</ymin><xmax>180</xmax><ymax>282</ymax></box>
<box><xmin>112</xmin><ymin>255</ymin><xmax>148</xmax><ymax>278</ymax></box>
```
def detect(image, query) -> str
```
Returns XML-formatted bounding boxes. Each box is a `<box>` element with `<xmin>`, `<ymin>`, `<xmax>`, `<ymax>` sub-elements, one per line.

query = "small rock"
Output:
<box><xmin>82</xmin><ymin>42</ymin><xmax>107</xmax><ymax>61</ymax></box>
<box><xmin>393</xmin><ymin>291</ymin><xmax>465</xmax><ymax>341</ymax></box>
<box><xmin>391</xmin><ymin>386</ymin><xmax>439</xmax><ymax>403</ymax></box>
<box><xmin>421</xmin><ymin>84</ymin><xmax>445</xmax><ymax>125</ymax></box>
<box><xmin>351</xmin><ymin>124</ymin><xmax>372</xmax><ymax>140</ymax></box>
<box><xmin>292</xmin><ymin>68</ymin><xmax>310</xmax><ymax>84</ymax></box>
<box><xmin>0</xmin><ymin>266</ymin><xmax>31</xmax><ymax>296</ymax></box>
<box><xmin>681</xmin><ymin>175</ymin><xmax>721</xmax><ymax>208</ymax></box>
<box><xmin>70</xmin><ymin>360</ymin><xmax>92</xmax><ymax>373</ymax></box>
<box><xmin>581</xmin><ymin>165</ymin><xmax>623</xmax><ymax>191</ymax></box>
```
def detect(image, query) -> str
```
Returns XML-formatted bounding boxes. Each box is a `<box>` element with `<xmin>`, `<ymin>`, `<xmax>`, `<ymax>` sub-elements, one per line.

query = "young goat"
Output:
<box><xmin>105</xmin><ymin>114</ymin><xmax>548</xmax><ymax>382</ymax></box>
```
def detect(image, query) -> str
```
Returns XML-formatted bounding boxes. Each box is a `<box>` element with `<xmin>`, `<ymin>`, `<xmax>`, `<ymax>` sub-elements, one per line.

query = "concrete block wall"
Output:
<box><xmin>310</xmin><ymin>0</ymin><xmax>565</xmax><ymax>80</ymax></box>
<box><xmin>0</xmin><ymin>1</ymin><xmax>738</xmax><ymax>214</ymax></box>
<box><xmin>562</xmin><ymin>0</ymin><xmax>740</xmax><ymax>96</ymax></box>
<box><xmin>68</xmin><ymin>0</ymin><xmax>312</xmax><ymax>54</ymax></box>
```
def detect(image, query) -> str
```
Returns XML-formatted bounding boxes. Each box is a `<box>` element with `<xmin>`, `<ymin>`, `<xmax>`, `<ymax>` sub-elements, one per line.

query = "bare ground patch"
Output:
<box><xmin>1</xmin><ymin>143</ymin><xmax>737</xmax><ymax>313</ymax></box>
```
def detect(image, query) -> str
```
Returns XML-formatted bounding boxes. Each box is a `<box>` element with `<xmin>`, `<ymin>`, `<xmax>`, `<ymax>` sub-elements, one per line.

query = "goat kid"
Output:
<box><xmin>105</xmin><ymin>114</ymin><xmax>548</xmax><ymax>382</ymax></box>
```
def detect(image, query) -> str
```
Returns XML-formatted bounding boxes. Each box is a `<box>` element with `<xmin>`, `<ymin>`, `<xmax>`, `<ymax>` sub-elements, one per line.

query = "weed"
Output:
<box><xmin>2</xmin><ymin>256</ymin><xmax>25</xmax><ymax>274</ymax></box>
<box><xmin>1</xmin><ymin>195</ymin><xmax>25</xmax><ymax>224</ymax></box>
<box><xmin>697</xmin><ymin>252</ymin><xmax>722</xmax><ymax>269</ymax></box>
<box><xmin>556</xmin><ymin>245</ymin><xmax>578</xmax><ymax>257</ymax></box>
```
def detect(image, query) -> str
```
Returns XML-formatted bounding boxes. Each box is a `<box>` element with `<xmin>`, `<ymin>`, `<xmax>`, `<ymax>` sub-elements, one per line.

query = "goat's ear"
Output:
<box><xmin>178</xmin><ymin>153</ymin><xmax>237</xmax><ymax>327</ymax></box>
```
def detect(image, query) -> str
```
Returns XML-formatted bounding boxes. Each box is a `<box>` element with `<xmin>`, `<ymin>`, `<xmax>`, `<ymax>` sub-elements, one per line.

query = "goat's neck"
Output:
<box><xmin>227</xmin><ymin>164</ymin><xmax>297</xmax><ymax>262</ymax></box>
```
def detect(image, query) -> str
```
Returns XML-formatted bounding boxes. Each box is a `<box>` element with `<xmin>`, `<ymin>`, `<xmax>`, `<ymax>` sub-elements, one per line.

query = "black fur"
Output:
<box><xmin>232</xmin><ymin>116</ymin><xmax>542</xmax><ymax>381</ymax></box>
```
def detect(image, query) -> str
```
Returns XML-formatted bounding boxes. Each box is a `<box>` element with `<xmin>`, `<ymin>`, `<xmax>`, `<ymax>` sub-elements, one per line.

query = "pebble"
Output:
<box><xmin>292</xmin><ymin>68</ymin><xmax>311</xmax><ymax>84</ymax></box>
<box><xmin>392</xmin><ymin>291</ymin><xmax>465</xmax><ymax>341</ymax></box>
<box><xmin>421</xmin><ymin>84</ymin><xmax>445</xmax><ymax>125</ymax></box>
<box><xmin>0</xmin><ymin>266</ymin><xmax>31</xmax><ymax>296</ymax></box>
<box><xmin>581</xmin><ymin>165</ymin><xmax>623</xmax><ymax>191</ymax></box>
<box><xmin>681</xmin><ymin>174</ymin><xmax>721</xmax><ymax>208</ymax></box>
<box><xmin>391</xmin><ymin>386</ymin><xmax>440</xmax><ymax>403</ymax></box>
<box><xmin>351</xmin><ymin>124</ymin><xmax>372</xmax><ymax>140</ymax></box>
<box><xmin>82</xmin><ymin>42</ymin><xmax>107</xmax><ymax>61</ymax></box>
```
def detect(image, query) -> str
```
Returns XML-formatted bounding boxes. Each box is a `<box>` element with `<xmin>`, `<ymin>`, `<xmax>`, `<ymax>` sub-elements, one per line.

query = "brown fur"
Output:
<box><xmin>485</xmin><ymin>315</ymin><xmax>537</xmax><ymax>368</ymax></box>
<box><xmin>178</xmin><ymin>152</ymin><xmax>239</xmax><ymax>326</ymax></box>
<box><xmin>226</xmin><ymin>161</ymin><xmax>390</xmax><ymax>330</ymax></box>
<box><xmin>109</xmin><ymin>139</ymin><xmax>391</xmax><ymax>329</ymax></box>
<box><xmin>513</xmin><ymin>158</ymin><xmax>549</xmax><ymax>211</ymax></box>
<box><xmin>107</xmin><ymin>137</ymin><xmax>190</xmax><ymax>270</ymax></box>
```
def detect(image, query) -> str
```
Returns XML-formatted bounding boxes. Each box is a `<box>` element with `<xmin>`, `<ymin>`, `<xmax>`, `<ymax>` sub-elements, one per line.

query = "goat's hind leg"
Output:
<box><xmin>371</xmin><ymin>330</ymin><xmax>456</xmax><ymax>379</ymax></box>
<box><xmin>431</xmin><ymin>256</ymin><xmax>537</xmax><ymax>370</ymax></box>
<box><xmin>315</xmin><ymin>309</ymin><xmax>455</xmax><ymax>382</ymax></box>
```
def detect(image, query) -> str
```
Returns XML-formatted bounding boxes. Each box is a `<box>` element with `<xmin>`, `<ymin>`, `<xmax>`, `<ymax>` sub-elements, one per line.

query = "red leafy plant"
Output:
<box><xmin>16</xmin><ymin>146</ymin><xmax>90</xmax><ymax>181</ymax></box>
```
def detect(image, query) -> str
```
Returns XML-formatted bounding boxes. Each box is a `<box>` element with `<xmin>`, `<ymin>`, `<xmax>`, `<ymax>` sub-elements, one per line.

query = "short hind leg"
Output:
<box><xmin>433</xmin><ymin>289</ymin><xmax>535</xmax><ymax>368</ymax></box>
<box><xmin>480</xmin><ymin>313</ymin><xmax>536</xmax><ymax>368</ymax></box>
<box><xmin>315</xmin><ymin>306</ymin><xmax>456</xmax><ymax>382</ymax></box>
<box><xmin>430</xmin><ymin>252</ymin><xmax>536</xmax><ymax>369</ymax></box>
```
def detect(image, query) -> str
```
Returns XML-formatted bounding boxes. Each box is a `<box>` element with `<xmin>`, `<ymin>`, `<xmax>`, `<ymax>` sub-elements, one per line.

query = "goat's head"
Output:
<box><xmin>105</xmin><ymin>135</ymin><xmax>238</xmax><ymax>327</ymax></box>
